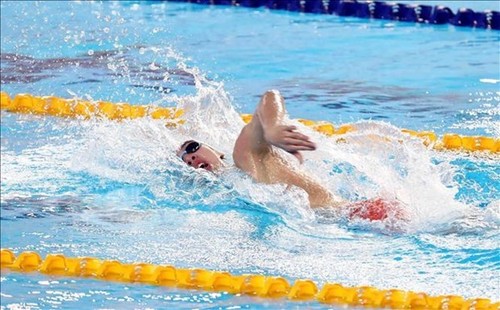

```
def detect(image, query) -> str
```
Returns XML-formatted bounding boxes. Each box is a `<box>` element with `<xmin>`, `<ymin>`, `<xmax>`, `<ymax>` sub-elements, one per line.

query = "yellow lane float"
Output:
<box><xmin>1</xmin><ymin>249</ymin><xmax>498</xmax><ymax>309</ymax></box>
<box><xmin>1</xmin><ymin>92</ymin><xmax>498</xmax><ymax>153</ymax></box>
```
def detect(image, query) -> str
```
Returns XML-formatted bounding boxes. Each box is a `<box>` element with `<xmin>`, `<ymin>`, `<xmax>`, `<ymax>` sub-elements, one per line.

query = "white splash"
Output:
<box><xmin>69</xmin><ymin>47</ymin><xmax>487</xmax><ymax>235</ymax></box>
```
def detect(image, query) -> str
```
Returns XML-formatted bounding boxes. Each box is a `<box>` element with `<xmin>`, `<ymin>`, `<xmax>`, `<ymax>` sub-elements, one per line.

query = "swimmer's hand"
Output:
<box><xmin>264</xmin><ymin>125</ymin><xmax>316</xmax><ymax>164</ymax></box>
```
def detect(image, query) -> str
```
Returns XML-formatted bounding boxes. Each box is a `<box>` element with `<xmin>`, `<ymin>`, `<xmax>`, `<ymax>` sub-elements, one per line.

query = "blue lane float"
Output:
<box><xmin>304</xmin><ymin>0</ymin><xmax>325</xmax><ymax>14</ymax></box>
<box><xmin>163</xmin><ymin>0</ymin><xmax>500</xmax><ymax>30</ymax></box>
<box><xmin>430</xmin><ymin>5</ymin><xmax>454</xmax><ymax>24</ymax></box>
<box><xmin>373</xmin><ymin>1</ymin><xmax>395</xmax><ymax>19</ymax></box>
<box><xmin>451</xmin><ymin>8</ymin><xmax>475</xmax><ymax>27</ymax></box>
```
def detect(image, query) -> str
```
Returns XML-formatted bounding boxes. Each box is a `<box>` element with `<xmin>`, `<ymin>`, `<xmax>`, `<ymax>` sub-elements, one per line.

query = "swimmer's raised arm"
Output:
<box><xmin>246</xmin><ymin>90</ymin><xmax>316</xmax><ymax>163</ymax></box>
<box><xmin>232</xmin><ymin>90</ymin><xmax>336</xmax><ymax>207</ymax></box>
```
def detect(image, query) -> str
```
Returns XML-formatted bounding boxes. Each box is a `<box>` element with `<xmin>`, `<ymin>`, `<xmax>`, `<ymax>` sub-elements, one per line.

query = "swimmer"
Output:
<box><xmin>177</xmin><ymin>90</ymin><xmax>406</xmax><ymax>221</ymax></box>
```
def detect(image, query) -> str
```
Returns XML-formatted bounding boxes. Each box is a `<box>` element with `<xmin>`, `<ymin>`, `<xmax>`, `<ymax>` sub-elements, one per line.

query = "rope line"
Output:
<box><xmin>1</xmin><ymin>92</ymin><xmax>498</xmax><ymax>153</ymax></box>
<box><xmin>1</xmin><ymin>249</ymin><xmax>497</xmax><ymax>309</ymax></box>
<box><xmin>166</xmin><ymin>0</ymin><xmax>500</xmax><ymax>30</ymax></box>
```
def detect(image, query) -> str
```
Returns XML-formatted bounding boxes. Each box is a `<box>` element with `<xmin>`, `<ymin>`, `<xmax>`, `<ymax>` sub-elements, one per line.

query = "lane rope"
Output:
<box><xmin>1</xmin><ymin>249</ymin><xmax>498</xmax><ymax>309</ymax></box>
<box><xmin>168</xmin><ymin>0</ymin><xmax>500</xmax><ymax>30</ymax></box>
<box><xmin>1</xmin><ymin>92</ymin><xmax>498</xmax><ymax>153</ymax></box>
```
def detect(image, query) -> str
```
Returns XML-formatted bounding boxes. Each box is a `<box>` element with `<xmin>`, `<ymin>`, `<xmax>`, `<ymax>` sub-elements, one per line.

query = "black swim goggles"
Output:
<box><xmin>180</xmin><ymin>141</ymin><xmax>201</xmax><ymax>161</ymax></box>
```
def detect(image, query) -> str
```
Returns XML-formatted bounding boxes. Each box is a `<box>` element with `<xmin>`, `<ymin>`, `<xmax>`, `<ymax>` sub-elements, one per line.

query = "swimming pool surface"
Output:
<box><xmin>1</xmin><ymin>1</ymin><xmax>499</xmax><ymax>309</ymax></box>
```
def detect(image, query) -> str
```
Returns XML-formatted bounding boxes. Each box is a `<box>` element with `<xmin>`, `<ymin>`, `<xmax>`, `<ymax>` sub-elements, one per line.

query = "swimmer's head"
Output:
<box><xmin>177</xmin><ymin>140</ymin><xmax>225</xmax><ymax>172</ymax></box>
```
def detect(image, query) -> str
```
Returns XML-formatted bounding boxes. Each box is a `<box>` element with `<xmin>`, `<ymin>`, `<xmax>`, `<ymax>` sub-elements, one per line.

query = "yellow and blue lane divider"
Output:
<box><xmin>1</xmin><ymin>249</ymin><xmax>498</xmax><ymax>309</ymax></box>
<box><xmin>1</xmin><ymin>91</ymin><xmax>498</xmax><ymax>153</ymax></box>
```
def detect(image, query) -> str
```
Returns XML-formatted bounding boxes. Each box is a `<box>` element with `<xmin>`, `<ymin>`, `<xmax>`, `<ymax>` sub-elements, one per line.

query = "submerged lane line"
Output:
<box><xmin>1</xmin><ymin>249</ymin><xmax>498</xmax><ymax>309</ymax></box>
<box><xmin>1</xmin><ymin>92</ymin><xmax>498</xmax><ymax>153</ymax></box>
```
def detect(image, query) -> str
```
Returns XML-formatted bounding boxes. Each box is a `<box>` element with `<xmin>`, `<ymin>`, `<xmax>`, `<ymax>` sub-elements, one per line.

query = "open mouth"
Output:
<box><xmin>197</xmin><ymin>163</ymin><xmax>209</xmax><ymax>170</ymax></box>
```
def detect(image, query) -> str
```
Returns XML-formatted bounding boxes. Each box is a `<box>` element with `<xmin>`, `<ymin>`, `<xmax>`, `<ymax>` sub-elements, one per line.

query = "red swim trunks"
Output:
<box><xmin>347</xmin><ymin>198</ymin><xmax>407</xmax><ymax>221</ymax></box>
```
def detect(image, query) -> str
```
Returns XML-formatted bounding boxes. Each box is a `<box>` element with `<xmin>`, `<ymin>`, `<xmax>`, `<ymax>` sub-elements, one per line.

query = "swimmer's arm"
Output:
<box><xmin>252</xmin><ymin>90</ymin><xmax>316</xmax><ymax>163</ymax></box>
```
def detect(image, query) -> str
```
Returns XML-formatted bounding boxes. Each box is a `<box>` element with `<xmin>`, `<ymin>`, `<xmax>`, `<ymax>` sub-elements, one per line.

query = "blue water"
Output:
<box><xmin>1</xmin><ymin>1</ymin><xmax>499</xmax><ymax>309</ymax></box>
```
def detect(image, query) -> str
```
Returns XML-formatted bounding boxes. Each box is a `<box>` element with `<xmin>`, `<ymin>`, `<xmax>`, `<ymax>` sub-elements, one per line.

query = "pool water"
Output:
<box><xmin>1</xmin><ymin>1</ymin><xmax>499</xmax><ymax>309</ymax></box>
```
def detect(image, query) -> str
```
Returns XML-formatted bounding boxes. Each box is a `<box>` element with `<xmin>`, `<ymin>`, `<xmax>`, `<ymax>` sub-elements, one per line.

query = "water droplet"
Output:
<box><xmin>103</xmin><ymin>27</ymin><xmax>110</xmax><ymax>34</ymax></box>
<box><xmin>149</xmin><ymin>62</ymin><xmax>159</xmax><ymax>71</ymax></box>
<box><xmin>88</xmin><ymin>50</ymin><xmax>94</xmax><ymax>56</ymax></box>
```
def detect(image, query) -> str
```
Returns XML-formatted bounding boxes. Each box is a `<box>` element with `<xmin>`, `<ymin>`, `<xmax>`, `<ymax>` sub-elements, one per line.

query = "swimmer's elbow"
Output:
<box><xmin>262</xmin><ymin>89</ymin><xmax>281</xmax><ymax>99</ymax></box>
<box><xmin>256</xmin><ymin>90</ymin><xmax>285</xmax><ymax>124</ymax></box>
<box><xmin>259</xmin><ymin>90</ymin><xmax>283</xmax><ymax>109</ymax></box>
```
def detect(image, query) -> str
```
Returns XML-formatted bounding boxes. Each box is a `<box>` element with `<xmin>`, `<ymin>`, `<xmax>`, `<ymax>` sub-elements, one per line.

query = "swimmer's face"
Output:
<box><xmin>177</xmin><ymin>140</ymin><xmax>224</xmax><ymax>172</ymax></box>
